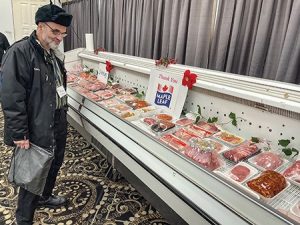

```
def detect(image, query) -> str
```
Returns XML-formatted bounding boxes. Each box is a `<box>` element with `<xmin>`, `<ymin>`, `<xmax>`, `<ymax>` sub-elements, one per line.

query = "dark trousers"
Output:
<box><xmin>16</xmin><ymin>109</ymin><xmax>67</xmax><ymax>225</ymax></box>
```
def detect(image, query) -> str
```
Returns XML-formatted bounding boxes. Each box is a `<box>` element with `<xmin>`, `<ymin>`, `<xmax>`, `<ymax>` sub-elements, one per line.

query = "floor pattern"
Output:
<box><xmin>0</xmin><ymin>111</ymin><xmax>170</xmax><ymax>225</ymax></box>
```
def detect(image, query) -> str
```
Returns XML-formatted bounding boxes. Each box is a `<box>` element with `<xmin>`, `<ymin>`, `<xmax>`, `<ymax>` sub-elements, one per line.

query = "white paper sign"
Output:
<box><xmin>145</xmin><ymin>69</ymin><xmax>188</xmax><ymax>119</ymax></box>
<box><xmin>98</xmin><ymin>63</ymin><xmax>109</xmax><ymax>84</ymax></box>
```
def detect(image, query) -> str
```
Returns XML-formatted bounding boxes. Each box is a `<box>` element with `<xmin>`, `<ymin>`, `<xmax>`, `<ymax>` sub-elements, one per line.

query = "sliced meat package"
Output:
<box><xmin>187</xmin><ymin>124</ymin><xmax>213</xmax><ymax>138</ymax></box>
<box><xmin>175</xmin><ymin>117</ymin><xmax>194</xmax><ymax>126</ymax></box>
<box><xmin>283</xmin><ymin>160</ymin><xmax>300</xmax><ymax>184</ymax></box>
<box><xmin>249</xmin><ymin>151</ymin><xmax>284</xmax><ymax>170</ymax></box>
<box><xmin>196</xmin><ymin>121</ymin><xmax>220</xmax><ymax>133</ymax></box>
<box><xmin>184</xmin><ymin>143</ymin><xmax>223</xmax><ymax>171</ymax></box>
<box><xmin>160</xmin><ymin>134</ymin><xmax>187</xmax><ymax>151</ymax></box>
<box><xmin>223</xmin><ymin>141</ymin><xmax>259</xmax><ymax>163</ymax></box>
<box><xmin>192</xmin><ymin>150</ymin><xmax>222</xmax><ymax>171</ymax></box>
<box><xmin>173</xmin><ymin>128</ymin><xmax>198</xmax><ymax>142</ymax></box>
<box><xmin>83</xmin><ymin>92</ymin><xmax>101</xmax><ymax>101</ymax></box>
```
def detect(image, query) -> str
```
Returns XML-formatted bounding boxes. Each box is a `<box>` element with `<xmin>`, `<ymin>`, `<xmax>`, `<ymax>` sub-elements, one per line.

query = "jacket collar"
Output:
<box><xmin>29</xmin><ymin>31</ymin><xmax>65</xmax><ymax>62</ymax></box>
<box><xmin>29</xmin><ymin>31</ymin><xmax>45</xmax><ymax>59</ymax></box>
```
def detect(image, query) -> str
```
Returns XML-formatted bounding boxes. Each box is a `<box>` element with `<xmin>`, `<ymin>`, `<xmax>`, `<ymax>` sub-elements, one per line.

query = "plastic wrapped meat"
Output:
<box><xmin>110</xmin><ymin>104</ymin><xmax>131</xmax><ymax>112</ymax></box>
<box><xmin>230</xmin><ymin>165</ymin><xmax>250</xmax><ymax>182</ymax></box>
<box><xmin>72</xmin><ymin>86</ymin><xmax>89</xmax><ymax>94</ymax></box>
<box><xmin>251</xmin><ymin>152</ymin><xmax>283</xmax><ymax>170</ymax></box>
<box><xmin>160</xmin><ymin>134</ymin><xmax>187</xmax><ymax>151</ymax></box>
<box><xmin>155</xmin><ymin>113</ymin><xmax>173</xmax><ymax>121</ymax></box>
<box><xmin>79</xmin><ymin>72</ymin><xmax>90</xmax><ymax>79</ymax></box>
<box><xmin>83</xmin><ymin>92</ymin><xmax>101</xmax><ymax>101</ymax></box>
<box><xmin>99</xmin><ymin>98</ymin><xmax>120</xmax><ymax>107</ymax></box>
<box><xmin>151</xmin><ymin>120</ymin><xmax>175</xmax><ymax>132</ymax></box>
<box><xmin>223</xmin><ymin>141</ymin><xmax>258</xmax><ymax>162</ymax></box>
<box><xmin>192</xmin><ymin>150</ymin><xmax>222</xmax><ymax>171</ymax></box>
<box><xmin>283</xmin><ymin>160</ymin><xmax>300</xmax><ymax>183</ymax></box>
<box><xmin>214</xmin><ymin>131</ymin><xmax>244</xmax><ymax>145</ymax></box>
<box><xmin>126</xmin><ymin>100</ymin><xmax>149</xmax><ymax>109</ymax></box>
<box><xmin>173</xmin><ymin>128</ymin><xmax>198</xmax><ymax>142</ymax></box>
<box><xmin>247</xmin><ymin>170</ymin><xmax>287</xmax><ymax>198</ymax></box>
<box><xmin>190</xmin><ymin>138</ymin><xmax>224</xmax><ymax>153</ymax></box>
<box><xmin>187</xmin><ymin>124</ymin><xmax>212</xmax><ymax>138</ymax></box>
<box><xmin>77</xmin><ymin>79</ymin><xmax>90</xmax><ymax>87</ymax></box>
<box><xmin>175</xmin><ymin>118</ymin><xmax>194</xmax><ymax>126</ymax></box>
<box><xmin>184</xmin><ymin>146</ymin><xmax>199</xmax><ymax>159</ymax></box>
<box><xmin>197</xmin><ymin>121</ymin><xmax>220</xmax><ymax>133</ymax></box>
<box><xmin>184</xmin><ymin>144</ymin><xmax>223</xmax><ymax>171</ymax></box>
<box><xmin>67</xmin><ymin>74</ymin><xmax>79</xmax><ymax>83</ymax></box>
<box><xmin>95</xmin><ymin>90</ymin><xmax>114</xmax><ymax>99</ymax></box>
<box><xmin>142</xmin><ymin>117</ymin><xmax>157</xmax><ymax>126</ymax></box>
<box><xmin>84</xmin><ymin>82</ymin><xmax>106</xmax><ymax>91</ymax></box>
<box><xmin>117</xmin><ymin>94</ymin><xmax>137</xmax><ymax>102</ymax></box>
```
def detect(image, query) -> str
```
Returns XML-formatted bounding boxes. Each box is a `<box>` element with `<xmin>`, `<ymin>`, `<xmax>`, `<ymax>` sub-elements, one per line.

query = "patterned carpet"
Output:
<box><xmin>0</xmin><ymin>111</ymin><xmax>170</xmax><ymax>225</ymax></box>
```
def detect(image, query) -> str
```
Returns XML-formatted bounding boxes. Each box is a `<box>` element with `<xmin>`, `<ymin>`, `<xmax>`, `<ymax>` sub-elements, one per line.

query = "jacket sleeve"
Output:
<box><xmin>1</xmin><ymin>46</ymin><xmax>31</xmax><ymax>141</ymax></box>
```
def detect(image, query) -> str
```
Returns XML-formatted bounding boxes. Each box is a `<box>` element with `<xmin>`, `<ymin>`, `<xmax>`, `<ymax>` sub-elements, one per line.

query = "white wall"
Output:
<box><xmin>0</xmin><ymin>0</ymin><xmax>15</xmax><ymax>44</ymax></box>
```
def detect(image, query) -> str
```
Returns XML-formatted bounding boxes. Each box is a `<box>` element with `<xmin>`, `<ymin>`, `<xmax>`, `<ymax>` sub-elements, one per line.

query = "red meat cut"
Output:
<box><xmin>230</xmin><ymin>165</ymin><xmax>250</xmax><ymax>182</ymax></box>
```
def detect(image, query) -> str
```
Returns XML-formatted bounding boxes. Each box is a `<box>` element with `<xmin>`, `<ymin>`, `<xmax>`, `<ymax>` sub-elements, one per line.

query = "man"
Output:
<box><xmin>0</xmin><ymin>32</ymin><xmax>10</xmax><ymax>66</ymax></box>
<box><xmin>1</xmin><ymin>3</ymin><xmax>72</xmax><ymax>225</ymax></box>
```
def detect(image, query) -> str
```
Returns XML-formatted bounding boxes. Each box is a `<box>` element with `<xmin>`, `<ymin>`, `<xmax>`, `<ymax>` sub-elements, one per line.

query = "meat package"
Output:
<box><xmin>126</xmin><ymin>100</ymin><xmax>150</xmax><ymax>110</ymax></box>
<box><xmin>72</xmin><ymin>86</ymin><xmax>89</xmax><ymax>94</ymax></box>
<box><xmin>214</xmin><ymin>131</ymin><xmax>244</xmax><ymax>146</ymax></box>
<box><xmin>282</xmin><ymin>160</ymin><xmax>300</xmax><ymax>184</ymax></box>
<box><xmin>83</xmin><ymin>92</ymin><xmax>102</xmax><ymax>101</ymax></box>
<box><xmin>189</xmin><ymin>138</ymin><xmax>227</xmax><ymax>153</ymax></box>
<box><xmin>151</xmin><ymin>120</ymin><xmax>175</xmax><ymax>132</ymax></box>
<box><xmin>116</xmin><ymin>94</ymin><xmax>137</xmax><ymax>102</ymax></box>
<box><xmin>160</xmin><ymin>134</ymin><xmax>187</xmax><ymax>151</ymax></box>
<box><xmin>98</xmin><ymin>98</ymin><xmax>120</xmax><ymax>107</ymax></box>
<box><xmin>184</xmin><ymin>145</ymin><xmax>223</xmax><ymax>171</ymax></box>
<box><xmin>247</xmin><ymin>170</ymin><xmax>287</xmax><ymax>198</ymax></box>
<box><xmin>84</xmin><ymin>81</ymin><xmax>106</xmax><ymax>91</ymax></box>
<box><xmin>223</xmin><ymin>141</ymin><xmax>259</xmax><ymax>163</ymax></box>
<box><xmin>155</xmin><ymin>113</ymin><xmax>173</xmax><ymax>121</ymax></box>
<box><xmin>94</xmin><ymin>90</ymin><xmax>115</xmax><ymax>100</ymax></box>
<box><xmin>67</xmin><ymin>74</ymin><xmax>79</xmax><ymax>83</ymax></box>
<box><xmin>141</xmin><ymin>117</ymin><xmax>158</xmax><ymax>127</ymax></box>
<box><xmin>175</xmin><ymin>117</ymin><xmax>194</xmax><ymax>126</ymax></box>
<box><xmin>187</xmin><ymin>124</ymin><xmax>213</xmax><ymax>138</ymax></box>
<box><xmin>173</xmin><ymin>128</ymin><xmax>199</xmax><ymax>142</ymax></box>
<box><xmin>77</xmin><ymin>79</ymin><xmax>90</xmax><ymax>87</ymax></box>
<box><xmin>109</xmin><ymin>104</ymin><xmax>132</xmax><ymax>113</ymax></box>
<box><xmin>249</xmin><ymin>151</ymin><xmax>285</xmax><ymax>171</ymax></box>
<box><xmin>196</xmin><ymin>121</ymin><xmax>220</xmax><ymax>134</ymax></box>
<box><xmin>228</xmin><ymin>162</ymin><xmax>257</xmax><ymax>182</ymax></box>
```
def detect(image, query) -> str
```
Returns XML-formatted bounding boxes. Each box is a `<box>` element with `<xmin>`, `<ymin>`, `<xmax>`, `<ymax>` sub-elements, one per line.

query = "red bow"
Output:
<box><xmin>182</xmin><ymin>70</ymin><xmax>197</xmax><ymax>90</ymax></box>
<box><xmin>106</xmin><ymin>61</ymin><xmax>113</xmax><ymax>73</ymax></box>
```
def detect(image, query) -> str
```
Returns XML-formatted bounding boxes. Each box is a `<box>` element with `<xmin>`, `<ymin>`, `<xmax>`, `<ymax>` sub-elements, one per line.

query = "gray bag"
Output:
<box><xmin>8</xmin><ymin>143</ymin><xmax>54</xmax><ymax>196</ymax></box>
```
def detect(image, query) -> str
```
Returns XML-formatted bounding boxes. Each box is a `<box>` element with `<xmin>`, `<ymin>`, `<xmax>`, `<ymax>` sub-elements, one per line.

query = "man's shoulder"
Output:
<box><xmin>5</xmin><ymin>37</ymin><xmax>32</xmax><ymax>54</ymax></box>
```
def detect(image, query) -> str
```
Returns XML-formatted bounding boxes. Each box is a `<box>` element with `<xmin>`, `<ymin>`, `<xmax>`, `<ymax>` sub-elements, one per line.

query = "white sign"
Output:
<box><xmin>98</xmin><ymin>63</ymin><xmax>109</xmax><ymax>84</ymax></box>
<box><xmin>145</xmin><ymin>69</ymin><xmax>188</xmax><ymax>119</ymax></box>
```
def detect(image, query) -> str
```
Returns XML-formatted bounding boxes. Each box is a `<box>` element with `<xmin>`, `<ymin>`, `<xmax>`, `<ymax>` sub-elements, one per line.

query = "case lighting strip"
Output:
<box><xmin>78</xmin><ymin>51</ymin><xmax>300</xmax><ymax>113</ymax></box>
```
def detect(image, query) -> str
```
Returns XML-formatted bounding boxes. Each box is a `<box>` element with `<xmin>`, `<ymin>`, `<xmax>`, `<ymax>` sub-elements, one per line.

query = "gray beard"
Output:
<box><xmin>49</xmin><ymin>41</ymin><xmax>59</xmax><ymax>50</ymax></box>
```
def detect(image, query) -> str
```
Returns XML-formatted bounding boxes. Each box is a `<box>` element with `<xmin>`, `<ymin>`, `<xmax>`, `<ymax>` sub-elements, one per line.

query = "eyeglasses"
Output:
<box><xmin>44</xmin><ymin>23</ymin><xmax>67</xmax><ymax>38</ymax></box>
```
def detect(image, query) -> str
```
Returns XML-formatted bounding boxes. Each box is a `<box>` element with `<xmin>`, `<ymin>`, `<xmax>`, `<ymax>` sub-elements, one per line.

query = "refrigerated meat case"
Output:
<box><xmin>65</xmin><ymin>48</ymin><xmax>300</xmax><ymax>225</ymax></box>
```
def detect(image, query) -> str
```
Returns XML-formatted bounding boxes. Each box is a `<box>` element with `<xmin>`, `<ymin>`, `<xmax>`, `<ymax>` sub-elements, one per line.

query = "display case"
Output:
<box><xmin>64</xmin><ymin>48</ymin><xmax>300</xmax><ymax>225</ymax></box>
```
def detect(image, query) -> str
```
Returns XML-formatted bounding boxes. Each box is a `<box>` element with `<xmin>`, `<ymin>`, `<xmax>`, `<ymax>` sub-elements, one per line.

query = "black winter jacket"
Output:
<box><xmin>1</xmin><ymin>31</ymin><xmax>67</xmax><ymax>149</ymax></box>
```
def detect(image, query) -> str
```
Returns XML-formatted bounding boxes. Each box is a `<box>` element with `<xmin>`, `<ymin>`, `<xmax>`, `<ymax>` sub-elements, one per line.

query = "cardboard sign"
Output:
<box><xmin>146</xmin><ymin>69</ymin><xmax>188</xmax><ymax>119</ymax></box>
<box><xmin>98</xmin><ymin>63</ymin><xmax>109</xmax><ymax>84</ymax></box>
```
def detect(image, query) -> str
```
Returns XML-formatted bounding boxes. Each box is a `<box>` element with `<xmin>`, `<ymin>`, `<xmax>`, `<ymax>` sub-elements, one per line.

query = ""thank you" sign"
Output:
<box><xmin>146</xmin><ymin>69</ymin><xmax>188</xmax><ymax>119</ymax></box>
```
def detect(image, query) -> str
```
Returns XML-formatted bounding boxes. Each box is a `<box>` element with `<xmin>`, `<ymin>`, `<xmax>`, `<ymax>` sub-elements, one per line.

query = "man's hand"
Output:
<box><xmin>13</xmin><ymin>140</ymin><xmax>30</xmax><ymax>149</ymax></box>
